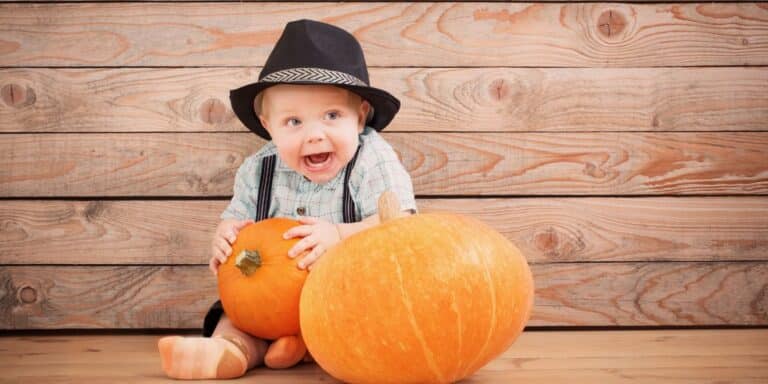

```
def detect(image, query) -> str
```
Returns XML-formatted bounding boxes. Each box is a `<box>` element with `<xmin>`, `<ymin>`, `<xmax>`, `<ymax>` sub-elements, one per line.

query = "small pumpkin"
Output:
<box><xmin>300</xmin><ymin>193</ymin><xmax>534</xmax><ymax>383</ymax></box>
<box><xmin>217</xmin><ymin>218</ymin><xmax>308</xmax><ymax>339</ymax></box>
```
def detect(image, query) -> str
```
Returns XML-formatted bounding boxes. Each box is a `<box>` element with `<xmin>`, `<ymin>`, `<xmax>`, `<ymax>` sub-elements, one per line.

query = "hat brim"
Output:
<box><xmin>230</xmin><ymin>81</ymin><xmax>400</xmax><ymax>140</ymax></box>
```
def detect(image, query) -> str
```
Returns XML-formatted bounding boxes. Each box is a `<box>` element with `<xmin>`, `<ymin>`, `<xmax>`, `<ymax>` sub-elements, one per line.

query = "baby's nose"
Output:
<box><xmin>306</xmin><ymin>134</ymin><xmax>325</xmax><ymax>144</ymax></box>
<box><xmin>305</xmin><ymin>124</ymin><xmax>326</xmax><ymax>143</ymax></box>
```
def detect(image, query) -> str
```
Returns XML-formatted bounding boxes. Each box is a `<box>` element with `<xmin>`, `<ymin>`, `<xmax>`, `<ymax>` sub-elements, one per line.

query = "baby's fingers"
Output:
<box><xmin>214</xmin><ymin>237</ymin><xmax>232</xmax><ymax>260</ymax></box>
<box><xmin>288</xmin><ymin>235</ymin><xmax>317</xmax><ymax>258</ymax></box>
<box><xmin>283</xmin><ymin>224</ymin><xmax>313</xmax><ymax>240</ymax></box>
<box><xmin>209</xmin><ymin>254</ymin><xmax>220</xmax><ymax>275</ymax></box>
<box><xmin>297</xmin><ymin>216</ymin><xmax>318</xmax><ymax>225</ymax></box>
<box><xmin>223</xmin><ymin>230</ymin><xmax>237</xmax><ymax>244</ymax></box>
<box><xmin>209</xmin><ymin>246</ymin><xmax>227</xmax><ymax>276</ymax></box>
<box><xmin>298</xmin><ymin>244</ymin><xmax>324</xmax><ymax>270</ymax></box>
<box><xmin>232</xmin><ymin>219</ymin><xmax>254</xmax><ymax>231</ymax></box>
<box><xmin>223</xmin><ymin>220</ymin><xmax>253</xmax><ymax>243</ymax></box>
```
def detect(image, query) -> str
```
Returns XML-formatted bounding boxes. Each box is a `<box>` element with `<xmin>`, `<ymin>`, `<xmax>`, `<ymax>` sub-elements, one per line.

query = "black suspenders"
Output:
<box><xmin>341</xmin><ymin>145</ymin><xmax>362</xmax><ymax>223</ymax></box>
<box><xmin>255</xmin><ymin>154</ymin><xmax>277</xmax><ymax>222</ymax></box>
<box><xmin>255</xmin><ymin>145</ymin><xmax>362</xmax><ymax>223</ymax></box>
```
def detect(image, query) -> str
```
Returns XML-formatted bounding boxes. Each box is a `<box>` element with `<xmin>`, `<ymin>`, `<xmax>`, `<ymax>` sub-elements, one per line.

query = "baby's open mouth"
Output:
<box><xmin>304</xmin><ymin>152</ymin><xmax>332</xmax><ymax>168</ymax></box>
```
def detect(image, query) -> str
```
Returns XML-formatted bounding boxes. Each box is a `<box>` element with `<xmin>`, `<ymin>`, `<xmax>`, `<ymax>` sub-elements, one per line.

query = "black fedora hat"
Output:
<box><xmin>230</xmin><ymin>19</ymin><xmax>401</xmax><ymax>140</ymax></box>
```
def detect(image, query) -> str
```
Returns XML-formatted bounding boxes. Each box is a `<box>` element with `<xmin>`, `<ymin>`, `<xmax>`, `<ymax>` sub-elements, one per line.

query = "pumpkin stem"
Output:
<box><xmin>378</xmin><ymin>190</ymin><xmax>404</xmax><ymax>223</ymax></box>
<box><xmin>235</xmin><ymin>249</ymin><xmax>262</xmax><ymax>276</ymax></box>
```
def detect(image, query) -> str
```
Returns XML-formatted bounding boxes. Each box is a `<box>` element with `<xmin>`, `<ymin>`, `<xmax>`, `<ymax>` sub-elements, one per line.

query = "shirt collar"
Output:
<box><xmin>274</xmin><ymin>156</ymin><xmax>292</xmax><ymax>172</ymax></box>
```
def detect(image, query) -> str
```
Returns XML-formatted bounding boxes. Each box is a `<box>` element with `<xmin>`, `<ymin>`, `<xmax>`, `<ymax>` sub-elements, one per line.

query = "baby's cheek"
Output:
<box><xmin>280</xmin><ymin>152</ymin><xmax>303</xmax><ymax>173</ymax></box>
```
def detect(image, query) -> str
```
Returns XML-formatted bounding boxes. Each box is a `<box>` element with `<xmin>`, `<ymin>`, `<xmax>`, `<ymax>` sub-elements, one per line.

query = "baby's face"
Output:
<box><xmin>257</xmin><ymin>84</ymin><xmax>371</xmax><ymax>184</ymax></box>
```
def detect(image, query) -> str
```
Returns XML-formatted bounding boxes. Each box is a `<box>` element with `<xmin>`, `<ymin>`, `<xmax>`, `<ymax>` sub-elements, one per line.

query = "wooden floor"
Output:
<box><xmin>2</xmin><ymin>329</ymin><xmax>767</xmax><ymax>383</ymax></box>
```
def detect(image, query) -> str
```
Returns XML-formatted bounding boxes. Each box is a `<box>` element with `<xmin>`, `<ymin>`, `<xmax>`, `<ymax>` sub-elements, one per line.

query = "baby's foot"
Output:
<box><xmin>264</xmin><ymin>335</ymin><xmax>307</xmax><ymax>369</ymax></box>
<box><xmin>158</xmin><ymin>335</ymin><xmax>248</xmax><ymax>379</ymax></box>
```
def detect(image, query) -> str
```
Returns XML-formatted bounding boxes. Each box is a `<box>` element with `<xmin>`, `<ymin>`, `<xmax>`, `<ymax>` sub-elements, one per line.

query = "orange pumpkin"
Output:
<box><xmin>217</xmin><ymin>218</ymin><xmax>308</xmax><ymax>340</ymax></box>
<box><xmin>299</xmin><ymin>193</ymin><xmax>534</xmax><ymax>383</ymax></box>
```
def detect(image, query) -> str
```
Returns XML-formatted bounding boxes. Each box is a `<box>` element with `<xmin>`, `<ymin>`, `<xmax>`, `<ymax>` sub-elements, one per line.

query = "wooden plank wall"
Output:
<box><xmin>1</xmin><ymin>2</ymin><xmax>767</xmax><ymax>330</ymax></box>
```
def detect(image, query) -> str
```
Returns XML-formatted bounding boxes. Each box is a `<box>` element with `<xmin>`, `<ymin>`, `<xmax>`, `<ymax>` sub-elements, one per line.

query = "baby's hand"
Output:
<box><xmin>209</xmin><ymin>219</ymin><xmax>254</xmax><ymax>275</ymax></box>
<box><xmin>283</xmin><ymin>216</ymin><xmax>341</xmax><ymax>270</ymax></box>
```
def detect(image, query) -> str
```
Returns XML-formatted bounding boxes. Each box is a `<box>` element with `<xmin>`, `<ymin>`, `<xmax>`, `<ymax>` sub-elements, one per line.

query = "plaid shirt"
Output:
<box><xmin>221</xmin><ymin>126</ymin><xmax>417</xmax><ymax>223</ymax></box>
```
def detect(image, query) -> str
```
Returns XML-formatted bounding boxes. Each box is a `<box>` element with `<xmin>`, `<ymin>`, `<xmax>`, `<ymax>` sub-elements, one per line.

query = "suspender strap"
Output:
<box><xmin>342</xmin><ymin>145</ymin><xmax>363</xmax><ymax>223</ymax></box>
<box><xmin>255</xmin><ymin>154</ymin><xmax>277</xmax><ymax>221</ymax></box>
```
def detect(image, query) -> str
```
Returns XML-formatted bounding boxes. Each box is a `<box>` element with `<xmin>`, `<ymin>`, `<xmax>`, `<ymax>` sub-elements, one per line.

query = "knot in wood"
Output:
<box><xmin>84</xmin><ymin>201</ymin><xmax>105</xmax><ymax>222</ymax></box>
<box><xmin>583</xmin><ymin>162</ymin><xmax>606</xmax><ymax>178</ymax></box>
<box><xmin>200</xmin><ymin>98</ymin><xmax>226</xmax><ymax>124</ymax></box>
<box><xmin>597</xmin><ymin>10</ymin><xmax>626</xmax><ymax>38</ymax></box>
<box><xmin>2</xmin><ymin>83</ymin><xmax>33</xmax><ymax>107</ymax></box>
<box><xmin>489</xmin><ymin>79</ymin><xmax>510</xmax><ymax>101</ymax></box>
<box><xmin>533</xmin><ymin>227</ymin><xmax>585</xmax><ymax>260</ymax></box>
<box><xmin>19</xmin><ymin>286</ymin><xmax>37</xmax><ymax>304</ymax></box>
<box><xmin>534</xmin><ymin>229</ymin><xmax>560</xmax><ymax>254</ymax></box>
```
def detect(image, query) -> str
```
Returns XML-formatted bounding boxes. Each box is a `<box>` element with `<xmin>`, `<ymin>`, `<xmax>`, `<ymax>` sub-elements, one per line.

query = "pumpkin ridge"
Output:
<box><xmin>459</xmin><ymin>223</ymin><xmax>499</xmax><ymax>379</ymax></box>
<box><xmin>390</xmin><ymin>248</ymin><xmax>445</xmax><ymax>383</ymax></box>
<box><xmin>449</xmin><ymin>274</ymin><xmax>463</xmax><ymax>378</ymax></box>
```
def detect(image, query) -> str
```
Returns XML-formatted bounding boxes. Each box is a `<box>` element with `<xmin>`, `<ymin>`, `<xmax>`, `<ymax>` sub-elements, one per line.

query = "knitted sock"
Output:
<box><xmin>157</xmin><ymin>335</ymin><xmax>248</xmax><ymax>379</ymax></box>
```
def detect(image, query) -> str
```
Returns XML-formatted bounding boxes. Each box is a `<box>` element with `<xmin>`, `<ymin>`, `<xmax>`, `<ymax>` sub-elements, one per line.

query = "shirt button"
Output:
<box><xmin>296</xmin><ymin>207</ymin><xmax>306</xmax><ymax>216</ymax></box>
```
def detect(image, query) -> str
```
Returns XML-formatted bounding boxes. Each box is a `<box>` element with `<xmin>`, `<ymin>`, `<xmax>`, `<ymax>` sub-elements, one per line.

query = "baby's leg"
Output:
<box><xmin>212</xmin><ymin>315</ymin><xmax>269</xmax><ymax>369</ymax></box>
<box><xmin>264</xmin><ymin>335</ymin><xmax>307</xmax><ymax>369</ymax></box>
<box><xmin>158</xmin><ymin>315</ymin><xmax>268</xmax><ymax>379</ymax></box>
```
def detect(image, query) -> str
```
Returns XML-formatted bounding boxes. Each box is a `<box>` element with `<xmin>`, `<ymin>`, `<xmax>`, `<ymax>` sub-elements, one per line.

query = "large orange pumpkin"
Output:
<box><xmin>217</xmin><ymin>218</ymin><xmax>308</xmax><ymax>340</ymax></box>
<box><xmin>299</xmin><ymin>193</ymin><xmax>534</xmax><ymax>383</ymax></box>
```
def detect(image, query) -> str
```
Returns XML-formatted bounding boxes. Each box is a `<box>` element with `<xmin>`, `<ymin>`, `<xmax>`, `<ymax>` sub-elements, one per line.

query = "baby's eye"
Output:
<box><xmin>325</xmin><ymin>111</ymin><xmax>340</xmax><ymax>120</ymax></box>
<box><xmin>286</xmin><ymin>118</ymin><xmax>301</xmax><ymax>127</ymax></box>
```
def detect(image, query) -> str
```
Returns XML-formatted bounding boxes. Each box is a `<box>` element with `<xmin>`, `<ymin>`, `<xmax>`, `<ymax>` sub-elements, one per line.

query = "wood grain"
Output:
<box><xmin>1</xmin><ymin>132</ymin><xmax>766</xmax><ymax>197</ymax></box>
<box><xmin>1</xmin><ymin>198</ymin><xmax>767</xmax><ymax>265</ymax></box>
<box><xmin>534</xmin><ymin>262</ymin><xmax>768</xmax><ymax>326</ymax></box>
<box><xmin>2</xmin><ymin>67</ymin><xmax>767</xmax><ymax>133</ymax></box>
<box><xmin>0</xmin><ymin>200</ymin><xmax>219</xmax><ymax>265</ymax></box>
<box><xmin>1</xmin><ymin>262</ymin><xmax>766</xmax><ymax>329</ymax></box>
<box><xmin>1</xmin><ymin>3</ymin><xmax>766</xmax><ymax>67</ymax></box>
<box><xmin>0</xmin><ymin>133</ymin><xmax>256</xmax><ymax>197</ymax></box>
<box><xmin>392</xmin><ymin>132</ymin><xmax>768</xmax><ymax>196</ymax></box>
<box><xmin>2</xmin><ymin>330</ymin><xmax>767</xmax><ymax>383</ymax></box>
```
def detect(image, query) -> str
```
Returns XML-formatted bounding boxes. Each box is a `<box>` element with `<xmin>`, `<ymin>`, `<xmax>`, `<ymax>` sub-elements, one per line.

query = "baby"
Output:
<box><xmin>158</xmin><ymin>19</ymin><xmax>416</xmax><ymax>379</ymax></box>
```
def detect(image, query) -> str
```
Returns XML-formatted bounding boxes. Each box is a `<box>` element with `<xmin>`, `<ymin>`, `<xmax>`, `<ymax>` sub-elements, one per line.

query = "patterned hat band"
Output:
<box><xmin>253</xmin><ymin>68</ymin><xmax>376</xmax><ymax>123</ymax></box>
<box><xmin>260</xmin><ymin>67</ymin><xmax>368</xmax><ymax>87</ymax></box>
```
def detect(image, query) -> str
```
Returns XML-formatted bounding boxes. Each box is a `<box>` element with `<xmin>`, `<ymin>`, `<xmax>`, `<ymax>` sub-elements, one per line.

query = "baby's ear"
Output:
<box><xmin>258</xmin><ymin>115</ymin><xmax>270</xmax><ymax>131</ymax></box>
<box><xmin>358</xmin><ymin>100</ymin><xmax>372</xmax><ymax>129</ymax></box>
